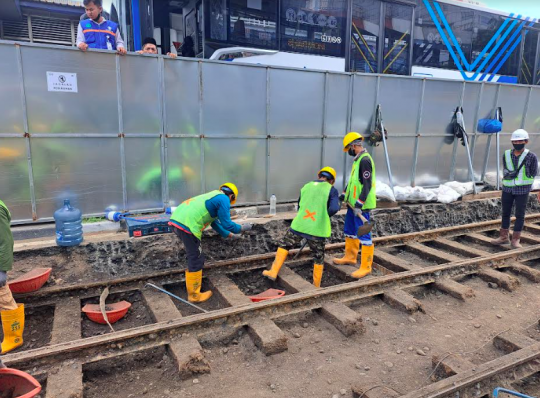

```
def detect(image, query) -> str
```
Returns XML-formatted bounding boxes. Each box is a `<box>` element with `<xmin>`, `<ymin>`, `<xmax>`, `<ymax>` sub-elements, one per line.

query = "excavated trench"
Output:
<box><xmin>11</xmin><ymin>197</ymin><xmax>540</xmax><ymax>285</ymax></box>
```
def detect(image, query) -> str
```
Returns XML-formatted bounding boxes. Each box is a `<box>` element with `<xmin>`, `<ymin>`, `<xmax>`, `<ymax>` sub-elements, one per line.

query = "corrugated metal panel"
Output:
<box><xmin>31</xmin><ymin>0</ymin><xmax>84</xmax><ymax>5</ymax></box>
<box><xmin>30</xmin><ymin>15</ymin><xmax>72</xmax><ymax>44</ymax></box>
<box><xmin>2</xmin><ymin>18</ymin><xmax>30</xmax><ymax>41</ymax></box>
<box><xmin>1</xmin><ymin>15</ymin><xmax>74</xmax><ymax>46</ymax></box>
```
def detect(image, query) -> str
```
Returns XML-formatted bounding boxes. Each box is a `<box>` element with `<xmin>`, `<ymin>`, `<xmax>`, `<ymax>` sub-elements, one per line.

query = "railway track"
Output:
<box><xmin>3</xmin><ymin>215</ymin><xmax>540</xmax><ymax>398</ymax></box>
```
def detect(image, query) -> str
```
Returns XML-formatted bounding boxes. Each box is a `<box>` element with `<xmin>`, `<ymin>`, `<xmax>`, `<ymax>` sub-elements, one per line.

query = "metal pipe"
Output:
<box><xmin>158</xmin><ymin>56</ymin><xmax>169</xmax><ymax>207</ymax></box>
<box><xmin>16</xmin><ymin>45</ymin><xmax>37</xmax><ymax>220</ymax></box>
<box><xmin>495</xmin><ymin>85</ymin><xmax>501</xmax><ymax>190</ymax></box>
<box><xmin>343</xmin><ymin>74</ymin><xmax>354</xmax><ymax>192</ymax></box>
<box><xmin>410</xmin><ymin>79</ymin><xmax>426</xmax><ymax>186</ymax></box>
<box><xmin>198</xmin><ymin>61</ymin><xmax>205</xmax><ymax>194</ymax></box>
<box><xmin>321</xmin><ymin>72</ymin><xmax>328</xmax><ymax>169</ymax></box>
<box><xmin>470</xmin><ymin>83</ymin><xmax>484</xmax><ymax>181</ymax></box>
<box><xmin>116</xmin><ymin>55</ymin><xmax>128</xmax><ymax>211</ymax></box>
<box><xmin>522</xmin><ymin>86</ymin><xmax>533</xmax><ymax>129</ymax></box>
<box><xmin>450</xmin><ymin>82</ymin><xmax>467</xmax><ymax>181</ymax></box>
<box><xmin>376</xmin><ymin>77</ymin><xmax>395</xmax><ymax>189</ymax></box>
<box><xmin>265</xmin><ymin>67</ymin><xmax>271</xmax><ymax>200</ymax></box>
<box><xmin>145</xmin><ymin>283</ymin><xmax>208</xmax><ymax>313</ymax></box>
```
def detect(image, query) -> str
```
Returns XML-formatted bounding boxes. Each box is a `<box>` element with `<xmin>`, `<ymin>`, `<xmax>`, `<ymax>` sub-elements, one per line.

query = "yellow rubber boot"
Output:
<box><xmin>262</xmin><ymin>248</ymin><xmax>288</xmax><ymax>281</ymax></box>
<box><xmin>1</xmin><ymin>304</ymin><xmax>25</xmax><ymax>354</ymax></box>
<box><xmin>333</xmin><ymin>238</ymin><xmax>360</xmax><ymax>265</ymax></box>
<box><xmin>351</xmin><ymin>244</ymin><xmax>374</xmax><ymax>279</ymax></box>
<box><xmin>313</xmin><ymin>263</ymin><xmax>324</xmax><ymax>288</ymax></box>
<box><xmin>185</xmin><ymin>270</ymin><xmax>213</xmax><ymax>303</ymax></box>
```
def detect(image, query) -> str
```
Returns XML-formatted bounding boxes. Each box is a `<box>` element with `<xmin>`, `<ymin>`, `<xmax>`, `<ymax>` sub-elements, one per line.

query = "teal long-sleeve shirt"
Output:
<box><xmin>172</xmin><ymin>193</ymin><xmax>242</xmax><ymax>238</ymax></box>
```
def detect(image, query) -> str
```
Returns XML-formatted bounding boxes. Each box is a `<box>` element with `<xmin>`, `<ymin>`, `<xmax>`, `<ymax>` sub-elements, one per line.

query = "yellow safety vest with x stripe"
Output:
<box><xmin>290</xmin><ymin>181</ymin><xmax>332</xmax><ymax>238</ymax></box>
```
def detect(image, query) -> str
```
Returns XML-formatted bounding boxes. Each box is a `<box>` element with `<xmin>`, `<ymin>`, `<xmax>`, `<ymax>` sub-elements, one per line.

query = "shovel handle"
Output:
<box><xmin>346</xmin><ymin>202</ymin><xmax>369</xmax><ymax>224</ymax></box>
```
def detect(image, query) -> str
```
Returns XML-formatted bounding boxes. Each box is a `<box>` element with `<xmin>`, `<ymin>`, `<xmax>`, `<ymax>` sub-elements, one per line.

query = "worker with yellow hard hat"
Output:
<box><xmin>333</xmin><ymin>132</ymin><xmax>376</xmax><ymax>279</ymax></box>
<box><xmin>262</xmin><ymin>167</ymin><xmax>340</xmax><ymax>287</ymax></box>
<box><xmin>169</xmin><ymin>183</ymin><xmax>252</xmax><ymax>303</ymax></box>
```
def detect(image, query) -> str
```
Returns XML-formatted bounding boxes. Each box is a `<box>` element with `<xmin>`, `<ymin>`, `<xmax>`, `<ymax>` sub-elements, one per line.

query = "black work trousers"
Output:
<box><xmin>173</xmin><ymin>227</ymin><xmax>205</xmax><ymax>272</ymax></box>
<box><xmin>501</xmin><ymin>191</ymin><xmax>528</xmax><ymax>232</ymax></box>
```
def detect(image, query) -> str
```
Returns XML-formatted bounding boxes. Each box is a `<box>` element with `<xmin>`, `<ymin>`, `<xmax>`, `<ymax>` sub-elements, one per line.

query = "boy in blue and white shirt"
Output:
<box><xmin>76</xmin><ymin>0</ymin><xmax>126</xmax><ymax>54</ymax></box>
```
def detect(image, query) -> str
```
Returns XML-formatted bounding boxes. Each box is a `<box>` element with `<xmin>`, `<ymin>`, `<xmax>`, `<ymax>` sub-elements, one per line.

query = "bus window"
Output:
<box><xmin>473</xmin><ymin>10</ymin><xmax>518</xmax><ymax>82</ymax></box>
<box><xmin>413</xmin><ymin>2</ymin><xmax>473</xmax><ymax>73</ymax></box>
<box><xmin>229</xmin><ymin>0</ymin><xmax>277</xmax><ymax>48</ymax></box>
<box><xmin>350</xmin><ymin>0</ymin><xmax>380</xmax><ymax>73</ymax></box>
<box><xmin>520</xmin><ymin>30</ymin><xmax>538</xmax><ymax>85</ymax></box>
<box><xmin>208</xmin><ymin>0</ymin><xmax>227</xmax><ymax>41</ymax></box>
<box><xmin>279</xmin><ymin>0</ymin><xmax>347</xmax><ymax>58</ymax></box>
<box><xmin>383</xmin><ymin>3</ymin><xmax>412</xmax><ymax>75</ymax></box>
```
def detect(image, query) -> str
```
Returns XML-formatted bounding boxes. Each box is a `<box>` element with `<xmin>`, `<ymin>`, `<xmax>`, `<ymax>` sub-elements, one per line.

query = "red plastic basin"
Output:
<box><xmin>0</xmin><ymin>368</ymin><xmax>42</xmax><ymax>398</ymax></box>
<box><xmin>249</xmin><ymin>288</ymin><xmax>286</xmax><ymax>303</ymax></box>
<box><xmin>8</xmin><ymin>268</ymin><xmax>52</xmax><ymax>294</ymax></box>
<box><xmin>81</xmin><ymin>301</ymin><xmax>132</xmax><ymax>324</ymax></box>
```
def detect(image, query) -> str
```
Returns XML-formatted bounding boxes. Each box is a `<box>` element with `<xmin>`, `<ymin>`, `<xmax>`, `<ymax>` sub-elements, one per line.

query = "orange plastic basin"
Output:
<box><xmin>249</xmin><ymin>288</ymin><xmax>286</xmax><ymax>302</ymax></box>
<box><xmin>0</xmin><ymin>368</ymin><xmax>42</xmax><ymax>398</ymax></box>
<box><xmin>81</xmin><ymin>301</ymin><xmax>132</xmax><ymax>324</ymax></box>
<box><xmin>8</xmin><ymin>268</ymin><xmax>52</xmax><ymax>294</ymax></box>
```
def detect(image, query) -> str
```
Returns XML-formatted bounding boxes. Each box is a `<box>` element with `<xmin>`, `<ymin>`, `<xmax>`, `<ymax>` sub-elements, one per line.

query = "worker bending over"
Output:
<box><xmin>262</xmin><ymin>167</ymin><xmax>340</xmax><ymax>287</ymax></box>
<box><xmin>169</xmin><ymin>183</ymin><xmax>252</xmax><ymax>303</ymax></box>
<box><xmin>333</xmin><ymin>132</ymin><xmax>376</xmax><ymax>279</ymax></box>
<box><xmin>491</xmin><ymin>129</ymin><xmax>538</xmax><ymax>248</ymax></box>
<box><xmin>0</xmin><ymin>199</ymin><xmax>24</xmax><ymax>354</ymax></box>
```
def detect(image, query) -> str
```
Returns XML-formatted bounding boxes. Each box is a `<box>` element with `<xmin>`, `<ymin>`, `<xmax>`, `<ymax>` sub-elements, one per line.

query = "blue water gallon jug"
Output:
<box><xmin>54</xmin><ymin>199</ymin><xmax>83</xmax><ymax>246</ymax></box>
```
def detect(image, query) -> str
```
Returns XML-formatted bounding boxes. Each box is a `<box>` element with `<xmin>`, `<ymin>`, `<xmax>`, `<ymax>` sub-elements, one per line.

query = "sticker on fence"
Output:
<box><xmin>46</xmin><ymin>71</ymin><xmax>78</xmax><ymax>93</ymax></box>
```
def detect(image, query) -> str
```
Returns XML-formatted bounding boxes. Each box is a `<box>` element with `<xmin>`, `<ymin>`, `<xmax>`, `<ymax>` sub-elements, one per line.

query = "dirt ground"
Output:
<box><xmin>9</xmin><ymin>197</ymin><xmax>540</xmax><ymax>287</ymax></box>
<box><xmin>54</xmin><ymin>268</ymin><xmax>540</xmax><ymax>398</ymax></box>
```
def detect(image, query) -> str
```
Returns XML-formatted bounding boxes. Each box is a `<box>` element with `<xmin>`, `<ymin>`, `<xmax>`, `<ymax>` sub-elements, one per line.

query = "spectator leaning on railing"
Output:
<box><xmin>137</xmin><ymin>37</ymin><xmax>177</xmax><ymax>58</ymax></box>
<box><xmin>76</xmin><ymin>0</ymin><xmax>126</xmax><ymax>55</ymax></box>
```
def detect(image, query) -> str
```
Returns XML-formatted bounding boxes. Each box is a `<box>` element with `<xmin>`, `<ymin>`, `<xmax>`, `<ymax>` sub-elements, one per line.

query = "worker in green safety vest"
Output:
<box><xmin>491</xmin><ymin>129</ymin><xmax>538</xmax><ymax>249</ymax></box>
<box><xmin>333</xmin><ymin>132</ymin><xmax>376</xmax><ymax>279</ymax></box>
<box><xmin>262</xmin><ymin>167</ymin><xmax>340</xmax><ymax>287</ymax></box>
<box><xmin>169</xmin><ymin>183</ymin><xmax>253</xmax><ymax>303</ymax></box>
<box><xmin>0</xmin><ymin>200</ymin><xmax>25</xmax><ymax>354</ymax></box>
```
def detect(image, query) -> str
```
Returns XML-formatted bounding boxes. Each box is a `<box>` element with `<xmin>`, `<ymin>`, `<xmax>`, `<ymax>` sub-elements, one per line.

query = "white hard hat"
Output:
<box><xmin>511</xmin><ymin>129</ymin><xmax>529</xmax><ymax>141</ymax></box>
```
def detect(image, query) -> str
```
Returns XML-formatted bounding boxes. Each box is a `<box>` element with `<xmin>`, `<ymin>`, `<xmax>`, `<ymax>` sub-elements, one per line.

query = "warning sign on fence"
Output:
<box><xmin>46</xmin><ymin>71</ymin><xmax>78</xmax><ymax>93</ymax></box>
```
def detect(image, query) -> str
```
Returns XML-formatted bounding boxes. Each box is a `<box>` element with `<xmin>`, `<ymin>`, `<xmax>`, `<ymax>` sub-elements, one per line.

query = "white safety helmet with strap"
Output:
<box><xmin>511</xmin><ymin>129</ymin><xmax>529</xmax><ymax>141</ymax></box>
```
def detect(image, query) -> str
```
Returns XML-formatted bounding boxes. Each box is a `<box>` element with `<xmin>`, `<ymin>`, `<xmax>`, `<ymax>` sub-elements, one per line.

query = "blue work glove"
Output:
<box><xmin>338</xmin><ymin>192</ymin><xmax>345</xmax><ymax>202</ymax></box>
<box><xmin>241</xmin><ymin>223</ymin><xmax>253</xmax><ymax>232</ymax></box>
<box><xmin>0</xmin><ymin>271</ymin><xmax>7</xmax><ymax>287</ymax></box>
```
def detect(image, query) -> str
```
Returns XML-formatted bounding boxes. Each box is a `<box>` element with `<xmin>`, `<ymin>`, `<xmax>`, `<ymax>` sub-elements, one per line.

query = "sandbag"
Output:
<box><xmin>376</xmin><ymin>181</ymin><xmax>396</xmax><ymax>202</ymax></box>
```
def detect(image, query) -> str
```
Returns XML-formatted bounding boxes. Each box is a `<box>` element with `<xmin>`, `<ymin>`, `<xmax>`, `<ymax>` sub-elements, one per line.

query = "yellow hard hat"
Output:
<box><xmin>343</xmin><ymin>132</ymin><xmax>364</xmax><ymax>152</ymax></box>
<box><xmin>318</xmin><ymin>167</ymin><xmax>337</xmax><ymax>181</ymax></box>
<box><xmin>220</xmin><ymin>182</ymin><xmax>238</xmax><ymax>204</ymax></box>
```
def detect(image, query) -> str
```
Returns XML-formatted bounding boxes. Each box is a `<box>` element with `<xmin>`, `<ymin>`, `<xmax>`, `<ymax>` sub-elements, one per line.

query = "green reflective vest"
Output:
<box><xmin>290</xmin><ymin>181</ymin><xmax>332</xmax><ymax>238</ymax></box>
<box><xmin>345</xmin><ymin>152</ymin><xmax>376</xmax><ymax>210</ymax></box>
<box><xmin>170</xmin><ymin>190</ymin><xmax>222</xmax><ymax>240</ymax></box>
<box><xmin>502</xmin><ymin>149</ymin><xmax>534</xmax><ymax>187</ymax></box>
<box><xmin>0</xmin><ymin>200</ymin><xmax>14</xmax><ymax>272</ymax></box>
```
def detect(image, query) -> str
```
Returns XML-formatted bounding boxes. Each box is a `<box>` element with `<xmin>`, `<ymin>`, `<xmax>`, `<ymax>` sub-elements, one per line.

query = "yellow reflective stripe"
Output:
<box><xmin>352</xmin><ymin>36</ymin><xmax>374</xmax><ymax>73</ymax></box>
<box><xmin>353</xmin><ymin>22</ymin><xmax>376</xmax><ymax>61</ymax></box>
<box><xmin>383</xmin><ymin>43</ymin><xmax>409</xmax><ymax>74</ymax></box>
<box><xmin>83</xmin><ymin>29</ymin><xmax>116</xmax><ymax>36</ymax></box>
<box><xmin>384</xmin><ymin>30</ymin><xmax>408</xmax><ymax>60</ymax></box>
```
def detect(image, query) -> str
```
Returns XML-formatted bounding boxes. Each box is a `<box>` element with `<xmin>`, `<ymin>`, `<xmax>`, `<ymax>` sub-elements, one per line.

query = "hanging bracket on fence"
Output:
<box><xmin>376</xmin><ymin>105</ymin><xmax>394</xmax><ymax>190</ymax></box>
<box><xmin>452</xmin><ymin>106</ymin><xmax>477</xmax><ymax>195</ymax></box>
